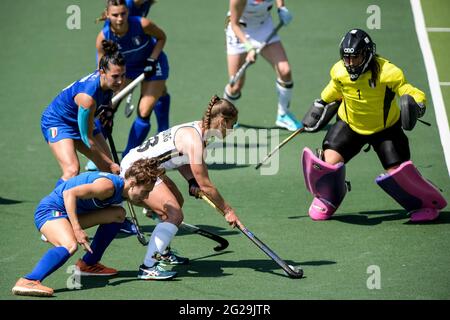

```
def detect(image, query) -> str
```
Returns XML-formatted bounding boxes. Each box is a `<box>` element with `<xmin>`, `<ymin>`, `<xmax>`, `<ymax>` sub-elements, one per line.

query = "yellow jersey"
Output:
<box><xmin>320</xmin><ymin>56</ymin><xmax>426</xmax><ymax>135</ymax></box>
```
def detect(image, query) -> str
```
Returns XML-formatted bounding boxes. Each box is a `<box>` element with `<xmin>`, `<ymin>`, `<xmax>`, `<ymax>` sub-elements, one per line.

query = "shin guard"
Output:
<box><xmin>376</xmin><ymin>161</ymin><xmax>447</xmax><ymax>222</ymax></box>
<box><xmin>302</xmin><ymin>147</ymin><xmax>347</xmax><ymax>220</ymax></box>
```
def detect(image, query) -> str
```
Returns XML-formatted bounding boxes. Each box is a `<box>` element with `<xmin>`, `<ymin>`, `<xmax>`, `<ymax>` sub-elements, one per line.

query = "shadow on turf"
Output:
<box><xmin>53</xmin><ymin>275</ymin><xmax>133</xmax><ymax>294</ymax></box>
<box><xmin>0</xmin><ymin>197</ymin><xmax>23</xmax><ymax>205</ymax></box>
<box><xmin>115</xmin><ymin>224</ymin><xmax>239</xmax><ymax>240</ymax></box>
<box><xmin>236</xmin><ymin>123</ymin><xmax>279</xmax><ymax>130</ymax></box>
<box><xmin>185</xmin><ymin>258</ymin><xmax>332</xmax><ymax>278</ymax></box>
<box><xmin>52</xmin><ymin>253</ymin><xmax>335</xmax><ymax>292</ymax></box>
<box><xmin>207</xmin><ymin>163</ymin><xmax>251</xmax><ymax>170</ymax></box>
<box><xmin>332</xmin><ymin>210</ymin><xmax>450</xmax><ymax>225</ymax></box>
<box><xmin>107</xmin><ymin>258</ymin><xmax>335</xmax><ymax>285</ymax></box>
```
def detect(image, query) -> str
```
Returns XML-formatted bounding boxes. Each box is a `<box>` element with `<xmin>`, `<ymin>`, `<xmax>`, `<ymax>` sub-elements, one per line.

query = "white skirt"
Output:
<box><xmin>225</xmin><ymin>16</ymin><xmax>281</xmax><ymax>55</ymax></box>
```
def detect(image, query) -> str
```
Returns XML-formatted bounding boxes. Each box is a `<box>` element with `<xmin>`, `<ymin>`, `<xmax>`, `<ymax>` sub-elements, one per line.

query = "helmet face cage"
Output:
<box><xmin>339</xmin><ymin>29</ymin><xmax>376</xmax><ymax>81</ymax></box>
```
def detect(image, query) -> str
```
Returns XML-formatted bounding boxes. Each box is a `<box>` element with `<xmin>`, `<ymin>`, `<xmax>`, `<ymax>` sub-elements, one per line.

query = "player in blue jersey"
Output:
<box><xmin>96</xmin><ymin>0</ymin><xmax>170</xmax><ymax>158</ymax></box>
<box><xmin>11</xmin><ymin>158</ymin><xmax>164</xmax><ymax>297</ymax></box>
<box><xmin>41</xmin><ymin>40</ymin><xmax>126</xmax><ymax>187</ymax></box>
<box><xmin>125</xmin><ymin>0</ymin><xmax>154</xmax><ymax>17</ymax></box>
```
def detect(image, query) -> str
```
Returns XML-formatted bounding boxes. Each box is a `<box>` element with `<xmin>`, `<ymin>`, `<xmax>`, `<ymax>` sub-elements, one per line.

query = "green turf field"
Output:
<box><xmin>0</xmin><ymin>0</ymin><xmax>449</xmax><ymax>301</ymax></box>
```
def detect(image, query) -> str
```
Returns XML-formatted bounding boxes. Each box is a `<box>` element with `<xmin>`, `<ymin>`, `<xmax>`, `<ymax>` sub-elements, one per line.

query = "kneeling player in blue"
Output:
<box><xmin>40</xmin><ymin>40</ymin><xmax>126</xmax><ymax>187</ymax></box>
<box><xmin>11</xmin><ymin>158</ymin><xmax>163</xmax><ymax>297</ymax></box>
<box><xmin>301</xmin><ymin>29</ymin><xmax>447</xmax><ymax>222</ymax></box>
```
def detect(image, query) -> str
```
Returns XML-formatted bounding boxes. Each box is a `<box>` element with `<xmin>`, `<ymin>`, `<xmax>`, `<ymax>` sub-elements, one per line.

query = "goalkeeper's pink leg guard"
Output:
<box><xmin>302</xmin><ymin>147</ymin><xmax>347</xmax><ymax>220</ymax></box>
<box><xmin>376</xmin><ymin>161</ymin><xmax>447</xmax><ymax>222</ymax></box>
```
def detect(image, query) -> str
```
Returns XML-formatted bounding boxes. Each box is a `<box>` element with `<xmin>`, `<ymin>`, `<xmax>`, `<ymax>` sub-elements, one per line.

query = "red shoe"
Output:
<box><xmin>12</xmin><ymin>278</ymin><xmax>54</xmax><ymax>297</ymax></box>
<box><xmin>75</xmin><ymin>259</ymin><xmax>118</xmax><ymax>276</ymax></box>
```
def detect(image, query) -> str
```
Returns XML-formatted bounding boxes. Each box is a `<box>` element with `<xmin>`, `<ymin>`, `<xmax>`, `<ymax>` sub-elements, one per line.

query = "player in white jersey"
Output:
<box><xmin>120</xmin><ymin>95</ymin><xmax>243</xmax><ymax>279</ymax></box>
<box><xmin>224</xmin><ymin>0</ymin><xmax>302</xmax><ymax>131</ymax></box>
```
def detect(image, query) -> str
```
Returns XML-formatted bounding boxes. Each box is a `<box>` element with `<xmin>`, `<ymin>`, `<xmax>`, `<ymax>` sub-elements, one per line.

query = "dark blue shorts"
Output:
<box><xmin>34</xmin><ymin>206</ymin><xmax>68</xmax><ymax>230</ymax></box>
<box><xmin>126</xmin><ymin>52</ymin><xmax>169</xmax><ymax>82</ymax></box>
<box><xmin>41</xmin><ymin>112</ymin><xmax>102</xmax><ymax>143</ymax></box>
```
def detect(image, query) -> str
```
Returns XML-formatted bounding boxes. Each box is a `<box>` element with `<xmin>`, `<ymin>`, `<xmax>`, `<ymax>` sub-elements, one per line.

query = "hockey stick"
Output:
<box><xmin>255</xmin><ymin>127</ymin><xmax>304</xmax><ymax>169</ymax></box>
<box><xmin>124</xmin><ymin>91</ymin><xmax>135</xmax><ymax>118</ymax></box>
<box><xmin>200</xmin><ymin>193</ymin><xmax>303</xmax><ymax>279</ymax></box>
<box><xmin>181</xmin><ymin>222</ymin><xmax>229</xmax><ymax>252</ymax></box>
<box><xmin>106</xmin><ymin>130</ymin><xmax>148</xmax><ymax>246</ymax></box>
<box><xmin>112</xmin><ymin>73</ymin><xmax>145</xmax><ymax>105</ymax></box>
<box><xmin>127</xmin><ymin>201</ymin><xmax>149</xmax><ymax>246</ymax></box>
<box><xmin>229</xmin><ymin>21</ymin><xmax>283</xmax><ymax>87</ymax></box>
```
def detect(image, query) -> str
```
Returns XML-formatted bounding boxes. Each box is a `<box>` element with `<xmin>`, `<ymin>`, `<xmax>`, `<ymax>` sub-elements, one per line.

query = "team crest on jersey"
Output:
<box><xmin>132</xmin><ymin>36</ymin><xmax>142</xmax><ymax>46</ymax></box>
<box><xmin>49</xmin><ymin>127</ymin><xmax>58</xmax><ymax>138</ymax></box>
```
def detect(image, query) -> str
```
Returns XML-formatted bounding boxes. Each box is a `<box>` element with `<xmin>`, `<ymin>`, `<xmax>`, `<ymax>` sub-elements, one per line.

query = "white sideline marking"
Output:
<box><xmin>440</xmin><ymin>82</ymin><xmax>450</xmax><ymax>86</ymax></box>
<box><xmin>411</xmin><ymin>0</ymin><xmax>450</xmax><ymax>176</ymax></box>
<box><xmin>427</xmin><ymin>27</ymin><xmax>450</xmax><ymax>32</ymax></box>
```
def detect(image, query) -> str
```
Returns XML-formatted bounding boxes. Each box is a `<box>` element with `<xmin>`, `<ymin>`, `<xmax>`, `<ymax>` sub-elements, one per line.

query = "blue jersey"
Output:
<box><xmin>42</xmin><ymin>71</ymin><xmax>113</xmax><ymax>129</ymax></box>
<box><xmin>103</xmin><ymin>16</ymin><xmax>154</xmax><ymax>71</ymax></box>
<box><xmin>102</xmin><ymin>16</ymin><xmax>169</xmax><ymax>80</ymax></box>
<box><xmin>37</xmin><ymin>172</ymin><xmax>124</xmax><ymax>214</ymax></box>
<box><xmin>126</xmin><ymin>0</ymin><xmax>151</xmax><ymax>17</ymax></box>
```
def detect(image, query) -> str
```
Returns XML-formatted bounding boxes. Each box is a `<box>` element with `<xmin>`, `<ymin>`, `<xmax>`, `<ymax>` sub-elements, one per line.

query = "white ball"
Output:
<box><xmin>283</xmin><ymin>264</ymin><xmax>299</xmax><ymax>275</ymax></box>
<box><xmin>289</xmin><ymin>264</ymin><xmax>299</xmax><ymax>272</ymax></box>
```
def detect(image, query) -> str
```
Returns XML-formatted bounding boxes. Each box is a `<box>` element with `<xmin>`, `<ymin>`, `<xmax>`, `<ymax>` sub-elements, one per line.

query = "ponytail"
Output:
<box><xmin>202</xmin><ymin>95</ymin><xmax>238</xmax><ymax>131</ymax></box>
<box><xmin>99</xmin><ymin>40</ymin><xmax>126</xmax><ymax>71</ymax></box>
<box><xmin>368</xmin><ymin>54</ymin><xmax>380</xmax><ymax>87</ymax></box>
<box><xmin>202</xmin><ymin>95</ymin><xmax>221</xmax><ymax>131</ymax></box>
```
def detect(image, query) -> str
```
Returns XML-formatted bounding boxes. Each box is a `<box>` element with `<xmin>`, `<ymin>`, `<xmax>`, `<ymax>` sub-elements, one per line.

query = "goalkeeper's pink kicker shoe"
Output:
<box><xmin>308</xmin><ymin>197</ymin><xmax>336</xmax><ymax>220</ymax></box>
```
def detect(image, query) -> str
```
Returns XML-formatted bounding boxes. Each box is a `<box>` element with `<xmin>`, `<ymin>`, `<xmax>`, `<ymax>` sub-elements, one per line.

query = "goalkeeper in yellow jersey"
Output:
<box><xmin>301</xmin><ymin>28</ymin><xmax>446</xmax><ymax>222</ymax></box>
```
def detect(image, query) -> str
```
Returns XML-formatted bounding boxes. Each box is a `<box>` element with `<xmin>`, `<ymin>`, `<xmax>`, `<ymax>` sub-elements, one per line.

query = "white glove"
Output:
<box><xmin>278</xmin><ymin>6</ymin><xmax>292</xmax><ymax>26</ymax></box>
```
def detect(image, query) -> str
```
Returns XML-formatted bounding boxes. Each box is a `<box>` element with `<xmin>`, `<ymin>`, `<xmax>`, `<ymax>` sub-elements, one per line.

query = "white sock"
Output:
<box><xmin>276</xmin><ymin>79</ymin><xmax>293</xmax><ymax>115</ymax></box>
<box><xmin>143</xmin><ymin>222</ymin><xmax>178</xmax><ymax>267</ymax></box>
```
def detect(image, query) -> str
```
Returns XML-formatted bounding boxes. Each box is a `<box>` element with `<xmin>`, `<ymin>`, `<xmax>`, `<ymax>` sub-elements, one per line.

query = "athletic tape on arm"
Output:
<box><xmin>78</xmin><ymin>106</ymin><xmax>91</xmax><ymax>148</ymax></box>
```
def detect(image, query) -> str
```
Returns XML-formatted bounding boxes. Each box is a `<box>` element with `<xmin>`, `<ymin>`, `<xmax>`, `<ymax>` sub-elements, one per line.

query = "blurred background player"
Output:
<box><xmin>123</xmin><ymin>0</ymin><xmax>171</xmax><ymax>134</ymax></box>
<box><xmin>301</xmin><ymin>28</ymin><xmax>447</xmax><ymax>222</ymax></box>
<box><xmin>40</xmin><ymin>40</ymin><xmax>125</xmax><ymax>187</ymax></box>
<box><xmin>125</xmin><ymin>0</ymin><xmax>154</xmax><ymax>17</ymax></box>
<box><xmin>223</xmin><ymin>0</ymin><xmax>302</xmax><ymax>131</ymax></box>
<box><xmin>120</xmin><ymin>95</ymin><xmax>243</xmax><ymax>280</ymax></box>
<box><xmin>96</xmin><ymin>0</ymin><xmax>169</xmax><ymax>158</ymax></box>
<box><xmin>11</xmin><ymin>158</ymin><xmax>163</xmax><ymax>297</ymax></box>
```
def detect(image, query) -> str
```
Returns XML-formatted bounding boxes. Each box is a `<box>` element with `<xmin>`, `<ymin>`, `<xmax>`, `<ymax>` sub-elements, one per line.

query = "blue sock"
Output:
<box><xmin>24</xmin><ymin>247</ymin><xmax>70</xmax><ymax>281</ymax></box>
<box><xmin>154</xmin><ymin>93</ymin><xmax>171</xmax><ymax>133</ymax></box>
<box><xmin>82</xmin><ymin>222</ymin><xmax>121</xmax><ymax>265</ymax></box>
<box><xmin>55</xmin><ymin>178</ymin><xmax>65</xmax><ymax>188</ymax></box>
<box><xmin>122</xmin><ymin>116</ymin><xmax>151</xmax><ymax>157</ymax></box>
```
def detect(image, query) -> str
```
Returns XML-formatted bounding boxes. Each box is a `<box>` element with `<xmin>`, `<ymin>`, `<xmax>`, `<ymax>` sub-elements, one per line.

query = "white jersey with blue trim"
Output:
<box><xmin>120</xmin><ymin>121</ymin><xmax>203</xmax><ymax>176</ymax></box>
<box><xmin>227</xmin><ymin>0</ymin><xmax>274</xmax><ymax>27</ymax></box>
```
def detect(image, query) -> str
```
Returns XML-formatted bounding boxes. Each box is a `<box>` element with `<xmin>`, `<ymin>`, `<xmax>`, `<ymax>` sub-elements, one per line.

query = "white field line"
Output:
<box><xmin>426</xmin><ymin>27</ymin><xmax>450</xmax><ymax>32</ymax></box>
<box><xmin>411</xmin><ymin>0</ymin><xmax>450</xmax><ymax>176</ymax></box>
